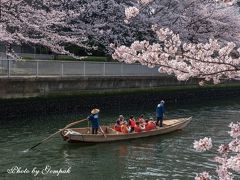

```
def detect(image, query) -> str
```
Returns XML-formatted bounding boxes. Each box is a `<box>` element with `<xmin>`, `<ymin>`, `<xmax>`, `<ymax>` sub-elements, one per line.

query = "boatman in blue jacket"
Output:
<box><xmin>88</xmin><ymin>108</ymin><xmax>100</xmax><ymax>134</ymax></box>
<box><xmin>156</xmin><ymin>100</ymin><xmax>165</xmax><ymax>127</ymax></box>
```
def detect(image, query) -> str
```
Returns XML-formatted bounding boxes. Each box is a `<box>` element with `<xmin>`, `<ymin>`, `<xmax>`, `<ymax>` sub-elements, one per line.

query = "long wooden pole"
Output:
<box><xmin>99</xmin><ymin>126</ymin><xmax>107</xmax><ymax>138</ymax></box>
<box><xmin>28</xmin><ymin>118</ymin><xmax>87</xmax><ymax>150</ymax></box>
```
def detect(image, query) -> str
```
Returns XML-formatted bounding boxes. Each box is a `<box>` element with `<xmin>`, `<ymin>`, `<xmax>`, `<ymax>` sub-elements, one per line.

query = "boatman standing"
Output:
<box><xmin>88</xmin><ymin>108</ymin><xmax>100</xmax><ymax>134</ymax></box>
<box><xmin>156</xmin><ymin>100</ymin><xmax>165</xmax><ymax>127</ymax></box>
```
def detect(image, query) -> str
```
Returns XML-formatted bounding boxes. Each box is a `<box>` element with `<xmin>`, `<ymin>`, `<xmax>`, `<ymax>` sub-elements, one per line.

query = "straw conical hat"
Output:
<box><xmin>91</xmin><ymin>108</ymin><xmax>100</xmax><ymax>114</ymax></box>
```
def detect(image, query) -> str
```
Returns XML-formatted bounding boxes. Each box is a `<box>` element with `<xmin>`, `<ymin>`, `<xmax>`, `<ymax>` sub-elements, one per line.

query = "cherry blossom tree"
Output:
<box><xmin>1</xmin><ymin>0</ymin><xmax>240</xmax><ymax>59</ymax></box>
<box><xmin>112</xmin><ymin>0</ymin><xmax>240</xmax><ymax>84</ymax></box>
<box><xmin>124</xmin><ymin>0</ymin><xmax>240</xmax><ymax>45</ymax></box>
<box><xmin>114</xmin><ymin>1</ymin><xmax>240</xmax><ymax>179</ymax></box>
<box><xmin>193</xmin><ymin>122</ymin><xmax>240</xmax><ymax>180</ymax></box>
<box><xmin>0</xmin><ymin>0</ymin><xmax>153</xmax><ymax>56</ymax></box>
<box><xmin>0</xmin><ymin>0</ymin><xmax>91</xmax><ymax>58</ymax></box>
<box><xmin>76</xmin><ymin>0</ymin><xmax>240</xmax><ymax>54</ymax></box>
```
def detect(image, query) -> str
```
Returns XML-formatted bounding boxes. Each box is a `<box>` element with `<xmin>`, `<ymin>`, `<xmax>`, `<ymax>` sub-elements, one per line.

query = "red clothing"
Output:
<box><xmin>145</xmin><ymin>123</ymin><xmax>151</xmax><ymax>131</ymax></box>
<box><xmin>149</xmin><ymin>121</ymin><xmax>156</xmax><ymax>129</ymax></box>
<box><xmin>129</xmin><ymin>118</ymin><xmax>136</xmax><ymax>128</ymax></box>
<box><xmin>121</xmin><ymin>125</ymin><xmax>129</xmax><ymax>133</ymax></box>
<box><xmin>114</xmin><ymin>126</ymin><xmax>121</xmax><ymax>132</ymax></box>
<box><xmin>134</xmin><ymin>125</ymin><xmax>142</xmax><ymax>133</ymax></box>
<box><xmin>145</xmin><ymin>121</ymin><xmax>155</xmax><ymax>131</ymax></box>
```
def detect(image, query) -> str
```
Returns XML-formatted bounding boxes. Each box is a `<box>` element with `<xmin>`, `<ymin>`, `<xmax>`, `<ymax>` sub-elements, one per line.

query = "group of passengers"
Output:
<box><xmin>114</xmin><ymin>114</ymin><xmax>157</xmax><ymax>133</ymax></box>
<box><xmin>87</xmin><ymin>100</ymin><xmax>165</xmax><ymax>134</ymax></box>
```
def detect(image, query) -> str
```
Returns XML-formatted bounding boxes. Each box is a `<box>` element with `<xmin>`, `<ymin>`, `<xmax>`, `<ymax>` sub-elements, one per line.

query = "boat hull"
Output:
<box><xmin>60</xmin><ymin>117</ymin><xmax>192</xmax><ymax>143</ymax></box>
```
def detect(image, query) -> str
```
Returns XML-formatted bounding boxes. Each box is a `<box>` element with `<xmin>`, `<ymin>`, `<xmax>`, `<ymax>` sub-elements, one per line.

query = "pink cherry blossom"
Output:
<box><xmin>228</xmin><ymin>139</ymin><xmax>240</xmax><ymax>153</ymax></box>
<box><xmin>194</xmin><ymin>122</ymin><xmax>240</xmax><ymax>179</ymax></box>
<box><xmin>218</xmin><ymin>144</ymin><xmax>230</xmax><ymax>155</ymax></box>
<box><xmin>195</xmin><ymin>171</ymin><xmax>212</xmax><ymax>180</ymax></box>
<box><xmin>215</xmin><ymin>156</ymin><xmax>228</xmax><ymax>165</ymax></box>
<box><xmin>193</xmin><ymin>137</ymin><xmax>213</xmax><ymax>152</ymax></box>
<box><xmin>114</xmin><ymin>0</ymin><xmax>240</xmax><ymax>85</ymax></box>
<box><xmin>228</xmin><ymin>122</ymin><xmax>240</xmax><ymax>138</ymax></box>
<box><xmin>216</xmin><ymin>165</ymin><xmax>233</xmax><ymax>180</ymax></box>
<box><xmin>227</xmin><ymin>154</ymin><xmax>240</xmax><ymax>172</ymax></box>
<box><xmin>2</xmin><ymin>0</ymin><xmax>240</xmax><ymax>61</ymax></box>
<box><xmin>112</xmin><ymin>26</ymin><xmax>240</xmax><ymax>84</ymax></box>
<box><xmin>216</xmin><ymin>0</ymin><xmax>237</xmax><ymax>6</ymax></box>
<box><xmin>125</xmin><ymin>7</ymin><xmax>139</xmax><ymax>20</ymax></box>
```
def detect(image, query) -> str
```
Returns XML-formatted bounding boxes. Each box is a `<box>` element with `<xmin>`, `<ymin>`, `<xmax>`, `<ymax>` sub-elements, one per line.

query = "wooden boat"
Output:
<box><xmin>60</xmin><ymin>117</ymin><xmax>192</xmax><ymax>143</ymax></box>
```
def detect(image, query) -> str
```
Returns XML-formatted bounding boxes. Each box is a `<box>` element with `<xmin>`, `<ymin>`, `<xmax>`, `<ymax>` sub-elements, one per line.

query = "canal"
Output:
<box><xmin>0</xmin><ymin>97</ymin><xmax>240</xmax><ymax>180</ymax></box>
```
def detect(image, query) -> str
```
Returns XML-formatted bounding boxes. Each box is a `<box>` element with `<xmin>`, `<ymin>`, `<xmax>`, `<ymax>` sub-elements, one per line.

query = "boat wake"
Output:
<box><xmin>21</xmin><ymin>149</ymin><xmax>30</xmax><ymax>153</ymax></box>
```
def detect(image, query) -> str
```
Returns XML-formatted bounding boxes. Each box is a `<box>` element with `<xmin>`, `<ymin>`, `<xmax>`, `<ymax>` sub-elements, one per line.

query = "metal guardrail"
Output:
<box><xmin>0</xmin><ymin>59</ymin><xmax>160</xmax><ymax>77</ymax></box>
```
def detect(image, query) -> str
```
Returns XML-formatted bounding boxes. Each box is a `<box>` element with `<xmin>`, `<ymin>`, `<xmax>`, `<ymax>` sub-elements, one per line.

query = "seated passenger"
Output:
<box><xmin>148</xmin><ymin>121</ymin><xmax>156</xmax><ymax>130</ymax></box>
<box><xmin>114</xmin><ymin>115</ymin><xmax>125</xmax><ymax>132</ymax></box>
<box><xmin>137</xmin><ymin>114</ymin><xmax>145</xmax><ymax>124</ymax></box>
<box><xmin>120</xmin><ymin>123</ymin><xmax>130</xmax><ymax>134</ymax></box>
<box><xmin>144</xmin><ymin>120</ymin><xmax>151</xmax><ymax>131</ymax></box>
<box><xmin>144</xmin><ymin>119</ymin><xmax>156</xmax><ymax>131</ymax></box>
<box><xmin>114</xmin><ymin>120</ymin><xmax>122</xmax><ymax>132</ymax></box>
<box><xmin>118</xmin><ymin>115</ymin><xmax>125</xmax><ymax>124</ymax></box>
<box><xmin>134</xmin><ymin>122</ymin><xmax>142</xmax><ymax>133</ymax></box>
<box><xmin>149</xmin><ymin>117</ymin><xmax>157</xmax><ymax>129</ymax></box>
<box><xmin>128</xmin><ymin>115</ymin><xmax>136</xmax><ymax>133</ymax></box>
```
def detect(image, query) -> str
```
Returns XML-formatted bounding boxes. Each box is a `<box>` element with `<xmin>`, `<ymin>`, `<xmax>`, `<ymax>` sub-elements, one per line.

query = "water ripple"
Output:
<box><xmin>1</xmin><ymin>99</ymin><xmax>240</xmax><ymax>180</ymax></box>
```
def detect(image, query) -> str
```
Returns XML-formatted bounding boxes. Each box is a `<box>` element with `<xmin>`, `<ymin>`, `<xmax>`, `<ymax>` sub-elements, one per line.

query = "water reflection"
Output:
<box><xmin>118</xmin><ymin>144</ymin><xmax>128</xmax><ymax>157</ymax></box>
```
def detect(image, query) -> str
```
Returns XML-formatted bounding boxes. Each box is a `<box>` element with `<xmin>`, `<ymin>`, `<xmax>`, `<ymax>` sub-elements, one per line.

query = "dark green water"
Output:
<box><xmin>0</xmin><ymin>98</ymin><xmax>240</xmax><ymax>180</ymax></box>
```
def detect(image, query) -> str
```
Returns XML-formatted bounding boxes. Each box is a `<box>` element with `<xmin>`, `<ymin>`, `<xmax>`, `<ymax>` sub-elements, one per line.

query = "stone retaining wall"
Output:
<box><xmin>0</xmin><ymin>84</ymin><xmax>240</xmax><ymax>120</ymax></box>
<box><xmin>0</xmin><ymin>76</ymin><xmax>197</xmax><ymax>99</ymax></box>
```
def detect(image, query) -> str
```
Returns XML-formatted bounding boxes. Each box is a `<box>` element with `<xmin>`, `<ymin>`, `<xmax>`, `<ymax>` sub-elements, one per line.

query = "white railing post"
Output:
<box><xmin>103</xmin><ymin>62</ymin><xmax>106</xmax><ymax>76</ymax></box>
<box><xmin>61</xmin><ymin>62</ymin><xmax>64</xmax><ymax>77</ymax></box>
<box><xmin>8</xmin><ymin>59</ymin><xmax>10</xmax><ymax>77</ymax></box>
<box><xmin>138</xmin><ymin>64</ymin><xmax>141</xmax><ymax>76</ymax></box>
<box><xmin>121</xmin><ymin>63</ymin><xmax>123</xmax><ymax>76</ymax></box>
<box><xmin>83</xmin><ymin>62</ymin><xmax>86</xmax><ymax>76</ymax></box>
<box><xmin>36</xmin><ymin>61</ymin><xmax>39</xmax><ymax>77</ymax></box>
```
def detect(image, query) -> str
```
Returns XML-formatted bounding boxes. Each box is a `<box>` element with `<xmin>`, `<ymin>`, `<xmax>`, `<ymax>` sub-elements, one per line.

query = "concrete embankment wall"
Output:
<box><xmin>0</xmin><ymin>75</ymin><xmax>240</xmax><ymax>120</ymax></box>
<box><xmin>0</xmin><ymin>76</ymin><xmax>197</xmax><ymax>99</ymax></box>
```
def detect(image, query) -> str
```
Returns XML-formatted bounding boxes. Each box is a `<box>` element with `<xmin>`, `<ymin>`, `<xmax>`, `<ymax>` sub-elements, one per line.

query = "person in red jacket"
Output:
<box><xmin>134</xmin><ymin>122</ymin><xmax>142</xmax><ymax>133</ymax></box>
<box><xmin>144</xmin><ymin>120</ymin><xmax>151</xmax><ymax>131</ymax></box>
<box><xmin>149</xmin><ymin>117</ymin><xmax>157</xmax><ymax>129</ymax></box>
<box><xmin>128</xmin><ymin>115</ymin><xmax>136</xmax><ymax>133</ymax></box>
<box><xmin>144</xmin><ymin>119</ymin><xmax>156</xmax><ymax>131</ymax></box>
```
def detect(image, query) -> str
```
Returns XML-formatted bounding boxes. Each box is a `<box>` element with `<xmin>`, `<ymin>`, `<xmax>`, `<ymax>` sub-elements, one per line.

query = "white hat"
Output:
<box><xmin>91</xmin><ymin>108</ymin><xmax>100</xmax><ymax>114</ymax></box>
<box><xmin>161</xmin><ymin>100</ymin><xmax>165</xmax><ymax>104</ymax></box>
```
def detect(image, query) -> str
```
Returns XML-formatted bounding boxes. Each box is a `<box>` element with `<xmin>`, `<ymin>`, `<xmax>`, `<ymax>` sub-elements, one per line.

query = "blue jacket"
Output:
<box><xmin>88</xmin><ymin>114</ymin><xmax>99</xmax><ymax>128</ymax></box>
<box><xmin>156</xmin><ymin>103</ymin><xmax>165</xmax><ymax>118</ymax></box>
